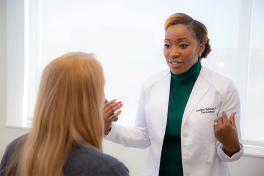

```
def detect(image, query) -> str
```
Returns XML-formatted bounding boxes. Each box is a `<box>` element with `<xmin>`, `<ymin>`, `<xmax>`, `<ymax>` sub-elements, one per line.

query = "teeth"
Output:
<box><xmin>171</xmin><ymin>62</ymin><xmax>179</xmax><ymax>65</ymax></box>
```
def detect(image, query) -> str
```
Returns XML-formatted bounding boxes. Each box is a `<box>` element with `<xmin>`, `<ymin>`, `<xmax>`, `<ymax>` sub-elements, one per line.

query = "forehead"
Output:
<box><xmin>165</xmin><ymin>24</ymin><xmax>195</xmax><ymax>41</ymax></box>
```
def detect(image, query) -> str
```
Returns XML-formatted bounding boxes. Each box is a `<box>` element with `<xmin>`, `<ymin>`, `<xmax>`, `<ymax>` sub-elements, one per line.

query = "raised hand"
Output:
<box><xmin>214</xmin><ymin>111</ymin><xmax>240</xmax><ymax>157</ymax></box>
<box><xmin>103</xmin><ymin>99</ymin><xmax>123</xmax><ymax>135</ymax></box>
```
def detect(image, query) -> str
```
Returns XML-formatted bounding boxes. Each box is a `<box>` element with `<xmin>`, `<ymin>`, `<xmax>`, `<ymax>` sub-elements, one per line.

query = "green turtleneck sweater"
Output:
<box><xmin>159</xmin><ymin>60</ymin><xmax>201</xmax><ymax>176</ymax></box>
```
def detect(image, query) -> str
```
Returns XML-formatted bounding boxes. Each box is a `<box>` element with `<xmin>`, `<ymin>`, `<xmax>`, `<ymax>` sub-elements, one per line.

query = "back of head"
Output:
<box><xmin>165</xmin><ymin>13</ymin><xmax>212</xmax><ymax>59</ymax></box>
<box><xmin>4</xmin><ymin>52</ymin><xmax>105</xmax><ymax>176</ymax></box>
<box><xmin>33</xmin><ymin>52</ymin><xmax>105</xmax><ymax>149</ymax></box>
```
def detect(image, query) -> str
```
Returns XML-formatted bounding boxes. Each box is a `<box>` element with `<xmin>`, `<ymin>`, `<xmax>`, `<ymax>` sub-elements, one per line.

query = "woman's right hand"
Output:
<box><xmin>103</xmin><ymin>99</ymin><xmax>123</xmax><ymax>135</ymax></box>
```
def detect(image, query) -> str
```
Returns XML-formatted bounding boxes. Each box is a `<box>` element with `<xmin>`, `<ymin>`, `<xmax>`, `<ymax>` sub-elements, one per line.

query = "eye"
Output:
<box><xmin>164</xmin><ymin>44</ymin><xmax>171</xmax><ymax>49</ymax></box>
<box><xmin>179</xmin><ymin>44</ymin><xmax>188</xmax><ymax>48</ymax></box>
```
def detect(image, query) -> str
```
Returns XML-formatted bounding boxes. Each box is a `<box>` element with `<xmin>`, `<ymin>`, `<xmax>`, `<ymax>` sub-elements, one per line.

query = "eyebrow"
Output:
<box><xmin>164</xmin><ymin>38</ymin><xmax>190</xmax><ymax>41</ymax></box>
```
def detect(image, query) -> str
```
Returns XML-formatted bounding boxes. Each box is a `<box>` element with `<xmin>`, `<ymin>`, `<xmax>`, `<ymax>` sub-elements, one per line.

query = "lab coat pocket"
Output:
<box><xmin>142</xmin><ymin>168</ymin><xmax>154</xmax><ymax>176</ymax></box>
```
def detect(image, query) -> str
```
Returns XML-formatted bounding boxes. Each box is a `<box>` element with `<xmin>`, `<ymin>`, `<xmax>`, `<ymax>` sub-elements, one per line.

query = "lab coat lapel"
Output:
<box><xmin>181</xmin><ymin>67</ymin><xmax>211</xmax><ymax>128</ymax></box>
<box><xmin>159</xmin><ymin>72</ymin><xmax>171</xmax><ymax>126</ymax></box>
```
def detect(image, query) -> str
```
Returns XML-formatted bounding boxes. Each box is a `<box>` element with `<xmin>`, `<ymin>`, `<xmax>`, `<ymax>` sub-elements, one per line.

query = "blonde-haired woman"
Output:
<box><xmin>0</xmin><ymin>52</ymin><xmax>129</xmax><ymax>176</ymax></box>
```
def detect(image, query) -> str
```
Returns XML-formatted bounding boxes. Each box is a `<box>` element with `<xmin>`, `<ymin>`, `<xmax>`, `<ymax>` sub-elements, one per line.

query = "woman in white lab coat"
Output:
<box><xmin>103</xmin><ymin>13</ymin><xmax>243</xmax><ymax>176</ymax></box>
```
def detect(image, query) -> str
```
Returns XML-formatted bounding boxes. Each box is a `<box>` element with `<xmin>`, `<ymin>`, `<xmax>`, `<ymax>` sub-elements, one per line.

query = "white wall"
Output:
<box><xmin>0</xmin><ymin>0</ymin><xmax>30</xmax><ymax>158</ymax></box>
<box><xmin>0</xmin><ymin>1</ymin><xmax>263</xmax><ymax>176</ymax></box>
<box><xmin>0</xmin><ymin>0</ymin><xmax>29</xmax><ymax>158</ymax></box>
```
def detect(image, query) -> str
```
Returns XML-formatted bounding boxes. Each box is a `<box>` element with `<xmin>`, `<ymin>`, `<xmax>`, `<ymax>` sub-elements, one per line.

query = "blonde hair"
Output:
<box><xmin>3</xmin><ymin>52</ymin><xmax>105</xmax><ymax>176</ymax></box>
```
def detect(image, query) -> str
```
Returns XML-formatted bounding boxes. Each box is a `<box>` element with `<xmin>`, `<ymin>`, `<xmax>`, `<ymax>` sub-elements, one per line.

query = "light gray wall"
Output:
<box><xmin>0</xmin><ymin>1</ymin><xmax>263</xmax><ymax>176</ymax></box>
<box><xmin>0</xmin><ymin>0</ymin><xmax>30</xmax><ymax>158</ymax></box>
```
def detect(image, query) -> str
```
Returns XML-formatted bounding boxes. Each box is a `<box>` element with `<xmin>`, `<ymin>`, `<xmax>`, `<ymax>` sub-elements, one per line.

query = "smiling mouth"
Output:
<box><xmin>169</xmin><ymin>61</ymin><xmax>182</xmax><ymax>68</ymax></box>
<box><xmin>170</xmin><ymin>61</ymin><xmax>182</xmax><ymax>65</ymax></box>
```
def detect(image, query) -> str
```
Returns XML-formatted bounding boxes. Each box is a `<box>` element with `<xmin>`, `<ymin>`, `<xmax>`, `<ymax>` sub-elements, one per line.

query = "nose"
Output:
<box><xmin>169</xmin><ymin>47</ymin><xmax>180</xmax><ymax>59</ymax></box>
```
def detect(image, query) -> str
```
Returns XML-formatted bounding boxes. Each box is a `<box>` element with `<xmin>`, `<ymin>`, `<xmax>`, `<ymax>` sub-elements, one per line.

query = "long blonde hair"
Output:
<box><xmin>3</xmin><ymin>52</ymin><xmax>105</xmax><ymax>176</ymax></box>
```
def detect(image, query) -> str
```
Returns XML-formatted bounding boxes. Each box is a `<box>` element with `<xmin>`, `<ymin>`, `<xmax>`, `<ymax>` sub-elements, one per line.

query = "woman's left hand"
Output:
<box><xmin>214</xmin><ymin>111</ymin><xmax>240</xmax><ymax>157</ymax></box>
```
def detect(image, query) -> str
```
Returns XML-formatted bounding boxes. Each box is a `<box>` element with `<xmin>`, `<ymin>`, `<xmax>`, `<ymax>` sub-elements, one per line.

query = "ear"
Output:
<box><xmin>198</xmin><ymin>42</ymin><xmax>206</xmax><ymax>55</ymax></box>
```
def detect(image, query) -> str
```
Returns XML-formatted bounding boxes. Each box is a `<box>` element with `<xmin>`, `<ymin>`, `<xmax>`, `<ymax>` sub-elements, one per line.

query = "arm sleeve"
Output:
<box><xmin>104</xmin><ymin>84</ymin><xmax>151</xmax><ymax>149</ymax></box>
<box><xmin>0</xmin><ymin>147</ymin><xmax>9</xmax><ymax>176</ymax></box>
<box><xmin>0</xmin><ymin>141</ymin><xmax>17</xmax><ymax>176</ymax></box>
<box><xmin>216</xmin><ymin>80</ymin><xmax>244</xmax><ymax>162</ymax></box>
<box><xmin>107</xmin><ymin>163</ymin><xmax>129</xmax><ymax>176</ymax></box>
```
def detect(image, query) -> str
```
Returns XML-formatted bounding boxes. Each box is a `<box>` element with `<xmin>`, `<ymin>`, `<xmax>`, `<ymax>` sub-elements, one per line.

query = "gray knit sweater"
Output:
<box><xmin>0</xmin><ymin>136</ymin><xmax>129</xmax><ymax>176</ymax></box>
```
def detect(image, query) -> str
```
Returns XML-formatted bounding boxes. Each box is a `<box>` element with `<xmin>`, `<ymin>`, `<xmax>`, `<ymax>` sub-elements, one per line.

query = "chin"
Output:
<box><xmin>170</xmin><ymin>69</ymin><xmax>182</xmax><ymax>75</ymax></box>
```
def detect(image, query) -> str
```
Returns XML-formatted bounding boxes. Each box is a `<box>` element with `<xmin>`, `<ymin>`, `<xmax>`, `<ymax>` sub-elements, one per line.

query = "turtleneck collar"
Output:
<box><xmin>170</xmin><ymin>59</ymin><xmax>201</xmax><ymax>84</ymax></box>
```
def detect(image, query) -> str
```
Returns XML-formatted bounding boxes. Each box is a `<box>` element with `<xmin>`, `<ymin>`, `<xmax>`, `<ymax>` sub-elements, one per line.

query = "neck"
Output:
<box><xmin>170</xmin><ymin>59</ymin><xmax>201</xmax><ymax>84</ymax></box>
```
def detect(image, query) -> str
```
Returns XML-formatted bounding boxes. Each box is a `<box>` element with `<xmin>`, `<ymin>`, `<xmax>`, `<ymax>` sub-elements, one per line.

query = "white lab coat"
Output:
<box><xmin>105</xmin><ymin>66</ymin><xmax>243</xmax><ymax>176</ymax></box>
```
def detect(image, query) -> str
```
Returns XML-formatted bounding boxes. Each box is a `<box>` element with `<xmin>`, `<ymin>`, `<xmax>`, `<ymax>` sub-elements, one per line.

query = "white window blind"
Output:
<box><xmin>243</xmin><ymin>0</ymin><xmax>264</xmax><ymax>144</ymax></box>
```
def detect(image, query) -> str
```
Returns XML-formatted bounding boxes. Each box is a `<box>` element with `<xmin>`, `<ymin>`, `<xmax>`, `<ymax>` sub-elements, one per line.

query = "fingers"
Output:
<box><xmin>104</xmin><ymin>100</ymin><xmax>121</xmax><ymax>113</ymax></box>
<box><xmin>214</xmin><ymin>111</ymin><xmax>228</xmax><ymax>127</ymax></box>
<box><xmin>214</xmin><ymin>115</ymin><xmax>220</xmax><ymax>123</ymax></box>
<box><xmin>214</xmin><ymin>117</ymin><xmax>219</xmax><ymax>124</ymax></box>
<box><xmin>217</xmin><ymin>113</ymin><xmax>224</xmax><ymax>125</ymax></box>
<box><xmin>103</xmin><ymin>100</ymin><xmax>123</xmax><ymax>119</ymax></box>
<box><xmin>109</xmin><ymin>110</ymin><xmax>122</xmax><ymax>122</ymax></box>
<box><xmin>222</xmin><ymin>111</ymin><xmax>229</xmax><ymax>124</ymax></box>
<box><xmin>215</xmin><ymin>111</ymin><xmax>237</xmax><ymax>129</ymax></box>
<box><xmin>109</xmin><ymin>102</ymin><xmax>122</xmax><ymax>115</ymax></box>
<box><xmin>103</xmin><ymin>99</ymin><xmax>116</xmax><ymax>109</ymax></box>
<box><xmin>214</xmin><ymin>116</ymin><xmax>220</xmax><ymax>128</ymax></box>
<box><xmin>229</xmin><ymin>112</ymin><xmax>236</xmax><ymax>127</ymax></box>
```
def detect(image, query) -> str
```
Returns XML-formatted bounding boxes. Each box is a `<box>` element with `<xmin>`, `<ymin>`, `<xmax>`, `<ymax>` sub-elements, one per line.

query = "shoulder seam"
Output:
<box><xmin>107</xmin><ymin>162</ymin><xmax>123</xmax><ymax>169</ymax></box>
<box><xmin>200</xmin><ymin>67</ymin><xmax>233</xmax><ymax>100</ymax></box>
<box><xmin>144</xmin><ymin>72</ymin><xmax>170</xmax><ymax>91</ymax></box>
<box><xmin>199</xmin><ymin>73</ymin><xmax>223</xmax><ymax>100</ymax></box>
<box><xmin>220</xmin><ymin>80</ymin><xmax>232</xmax><ymax>106</ymax></box>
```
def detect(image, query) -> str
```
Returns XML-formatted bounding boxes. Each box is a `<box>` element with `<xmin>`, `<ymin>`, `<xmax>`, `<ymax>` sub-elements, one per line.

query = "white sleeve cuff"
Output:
<box><xmin>104</xmin><ymin>123</ymin><xmax>118</xmax><ymax>140</ymax></box>
<box><xmin>218</xmin><ymin>143</ymin><xmax>243</xmax><ymax>162</ymax></box>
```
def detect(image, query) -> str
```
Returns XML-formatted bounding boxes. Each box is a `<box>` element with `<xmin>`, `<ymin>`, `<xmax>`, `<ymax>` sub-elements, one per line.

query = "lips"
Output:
<box><xmin>169</xmin><ymin>61</ymin><xmax>182</xmax><ymax>68</ymax></box>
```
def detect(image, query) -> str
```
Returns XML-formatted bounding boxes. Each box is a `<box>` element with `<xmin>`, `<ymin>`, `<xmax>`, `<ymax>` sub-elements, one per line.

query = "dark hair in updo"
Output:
<box><xmin>165</xmin><ymin>13</ymin><xmax>211</xmax><ymax>59</ymax></box>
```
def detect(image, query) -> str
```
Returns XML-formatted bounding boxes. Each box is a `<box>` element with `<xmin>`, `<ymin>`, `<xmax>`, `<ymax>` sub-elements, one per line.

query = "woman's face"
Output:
<box><xmin>163</xmin><ymin>24</ymin><xmax>204</xmax><ymax>75</ymax></box>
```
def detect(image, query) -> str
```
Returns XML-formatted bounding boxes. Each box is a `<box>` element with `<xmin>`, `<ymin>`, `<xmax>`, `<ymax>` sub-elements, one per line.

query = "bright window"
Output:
<box><xmin>244</xmin><ymin>0</ymin><xmax>264</xmax><ymax>143</ymax></box>
<box><xmin>22</xmin><ymin>0</ymin><xmax>263</xmax><ymax>147</ymax></box>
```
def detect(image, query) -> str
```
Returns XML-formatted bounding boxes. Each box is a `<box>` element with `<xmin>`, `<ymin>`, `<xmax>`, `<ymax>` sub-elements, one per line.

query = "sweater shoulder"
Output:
<box><xmin>64</xmin><ymin>146</ymin><xmax>128</xmax><ymax>175</ymax></box>
<box><xmin>2</xmin><ymin>135</ymin><xmax>26</xmax><ymax>160</ymax></box>
<box><xmin>0</xmin><ymin>135</ymin><xmax>26</xmax><ymax>175</ymax></box>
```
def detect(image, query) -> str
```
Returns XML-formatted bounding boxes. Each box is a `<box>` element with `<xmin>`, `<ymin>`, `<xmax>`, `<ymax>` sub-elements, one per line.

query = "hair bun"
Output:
<box><xmin>201</xmin><ymin>38</ymin><xmax>211</xmax><ymax>59</ymax></box>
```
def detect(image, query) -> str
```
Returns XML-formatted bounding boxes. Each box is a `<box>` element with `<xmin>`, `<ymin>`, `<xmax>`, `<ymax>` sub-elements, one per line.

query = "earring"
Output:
<box><xmin>199</xmin><ymin>53</ymin><xmax>201</xmax><ymax>58</ymax></box>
